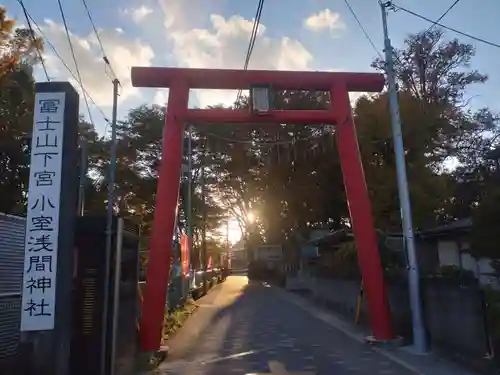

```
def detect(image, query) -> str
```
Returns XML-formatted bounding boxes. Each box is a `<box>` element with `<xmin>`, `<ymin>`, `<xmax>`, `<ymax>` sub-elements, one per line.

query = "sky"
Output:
<box><xmin>4</xmin><ymin>0</ymin><xmax>500</xmax><ymax>242</ymax></box>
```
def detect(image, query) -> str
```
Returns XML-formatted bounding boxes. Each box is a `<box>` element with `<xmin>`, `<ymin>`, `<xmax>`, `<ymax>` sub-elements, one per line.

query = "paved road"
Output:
<box><xmin>158</xmin><ymin>276</ymin><xmax>417</xmax><ymax>375</ymax></box>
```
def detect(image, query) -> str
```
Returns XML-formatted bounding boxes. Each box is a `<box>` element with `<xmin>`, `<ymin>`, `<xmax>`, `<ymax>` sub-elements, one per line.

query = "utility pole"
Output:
<box><xmin>77</xmin><ymin>137</ymin><xmax>88</xmax><ymax>216</ymax></box>
<box><xmin>226</xmin><ymin>219</ymin><xmax>229</xmax><ymax>251</ymax></box>
<box><xmin>187</xmin><ymin>125</ymin><xmax>193</xmax><ymax>261</ymax></box>
<box><xmin>380</xmin><ymin>1</ymin><xmax>427</xmax><ymax>353</ymax></box>
<box><xmin>102</xmin><ymin>78</ymin><xmax>120</xmax><ymax>374</ymax></box>
<box><xmin>183</xmin><ymin>125</ymin><xmax>193</xmax><ymax>301</ymax></box>
<box><xmin>201</xmin><ymin>136</ymin><xmax>208</xmax><ymax>292</ymax></box>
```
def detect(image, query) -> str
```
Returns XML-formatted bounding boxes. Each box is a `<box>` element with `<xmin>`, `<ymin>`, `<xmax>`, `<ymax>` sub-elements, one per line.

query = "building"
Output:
<box><xmin>419</xmin><ymin>218</ymin><xmax>498</xmax><ymax>287</ymax></box>
<box><xmin>229</xmin><ymin>239</ymin><xmax>247</xmax><ymax>269</ymax></box>
<box><xmin>291</xmin><ymin>219</ymin><xmax>499</xmax><ymax>287</ymax></box>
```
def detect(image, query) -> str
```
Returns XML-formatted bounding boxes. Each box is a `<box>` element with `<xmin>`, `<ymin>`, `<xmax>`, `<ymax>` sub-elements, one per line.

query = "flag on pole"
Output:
<box><xmin>180</xmin><ymin>233</ymin><xmax>190</xmax><ymax>279</ymax></box>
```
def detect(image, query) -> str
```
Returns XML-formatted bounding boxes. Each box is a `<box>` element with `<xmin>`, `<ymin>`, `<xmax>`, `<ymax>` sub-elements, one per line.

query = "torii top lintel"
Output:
<box><xmin>131</xmin><ymin>67</ymin><xmax>385</xmax><ymax>92</ymax></box>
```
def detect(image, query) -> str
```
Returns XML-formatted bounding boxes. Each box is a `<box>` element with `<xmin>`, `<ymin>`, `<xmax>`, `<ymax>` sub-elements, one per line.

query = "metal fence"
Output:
<box><xmin>0</xmin><ymin>213</ymin><xmax>25</xmax><ymax>367</ymax></box>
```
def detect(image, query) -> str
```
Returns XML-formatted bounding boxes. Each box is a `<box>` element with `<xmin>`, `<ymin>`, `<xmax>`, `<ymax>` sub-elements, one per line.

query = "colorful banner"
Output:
<box><xmin>180</xmin><ymin>234</ymin><xmax>190</xmax><ymax>279</ymax></box>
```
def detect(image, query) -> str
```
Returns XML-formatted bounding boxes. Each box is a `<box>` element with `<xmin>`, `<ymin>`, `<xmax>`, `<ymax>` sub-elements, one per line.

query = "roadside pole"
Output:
<box><xmin>102</xmin><ymin>78</ymin><xmax>120</xmax><ymax>373</ymax></box>
<box><xmin>380</xmin><ymin>0</ymin><xmax>428</xmax><ymax>353</ymax></box>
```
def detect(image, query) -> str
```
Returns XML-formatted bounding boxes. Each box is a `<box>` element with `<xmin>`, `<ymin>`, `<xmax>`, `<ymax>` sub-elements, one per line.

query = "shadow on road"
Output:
<box><xmin>161</xmin><ymin>279</ymin><xmax>279</xmax><ymax>373</ymax></box>
<box><xmin>201</xmin><ymin>280</ymin><xmax>294</xmax><ymax>374</ymax></box>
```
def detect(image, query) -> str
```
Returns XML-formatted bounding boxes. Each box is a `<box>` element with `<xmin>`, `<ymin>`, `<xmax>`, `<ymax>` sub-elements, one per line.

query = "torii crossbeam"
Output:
<box><xmin>131</xmin><ymin>67</ymin><xmax>394</xmax><ymax>352</ymax></box>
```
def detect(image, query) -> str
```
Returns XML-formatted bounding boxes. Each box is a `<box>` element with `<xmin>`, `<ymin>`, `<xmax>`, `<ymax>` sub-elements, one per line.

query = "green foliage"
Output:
<box><xmin>329</xmin><ymin>242</ymin><xmax>360</xmax><ymax>279</ymax></box>
<box><xmin>435</xmin><ymin>265</ymin><xmax>477</xmax><ymax>282</ymax></box>
<box><xmin>0</xmin><ymin>9</ymin><xmax>46</xmax><ymax>214</ymax></box>
<box><xmin>471</xmin><ymin>189</ymin><xmax>500</xmax><ymax>261</ymax></box>
<box><xmin>325</xmin><ymin>234</ymin><xmax>406</xmax><ymax>280</ymax></box>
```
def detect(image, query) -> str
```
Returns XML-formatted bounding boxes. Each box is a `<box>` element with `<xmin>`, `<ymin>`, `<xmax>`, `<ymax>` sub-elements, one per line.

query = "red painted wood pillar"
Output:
<box><xmin>139</xmin><ymin>81</ymin><xmax>189</xmax><ymax>351</ymax></box>
<box><xmin>331</xmin><ymin>83</ymin><xmax>394</xmax><ymax>340</ymax></box>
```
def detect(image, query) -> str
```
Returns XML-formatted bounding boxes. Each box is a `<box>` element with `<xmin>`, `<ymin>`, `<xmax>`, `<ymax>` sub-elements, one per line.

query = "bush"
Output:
<box><xmin>323</xmin><ymin>233</ymin><xmax>406</xmax><ymax>280</ymax></box>
<box><xmin>436</xmin><ymin>265</ymin><xmax>478</xmax><ymax>283</ymax></box>
<box><xmin>330</xmin><ymin>242</ymin><xmax>360</xmax><ymax>279</ymax></box>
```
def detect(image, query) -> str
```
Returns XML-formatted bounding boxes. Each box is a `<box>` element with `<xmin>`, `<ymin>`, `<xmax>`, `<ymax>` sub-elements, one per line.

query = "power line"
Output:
<box><xmin>18</xmin><ymin>0</ymin><xmax>49</xmax><ymax>81</ymax></box>
<box><xmin>80</xmin><ymin>0</ymin><xmax>120</xmax><ymax>82</ymax></box>
<box><xmin>342</xmin><ymin>0</ymin><xmax>383</xmax><ymax>60</ymax></box>
<box><xmin>425</xmin><ymin>0</ymin><xmax>460</xmax><ymax>33</ymax></box>
<box><xmin>243</xmin><ymin>0</ymin><xmax>264</xmax><ymax>70</ymax></box>
<box><xmin>57</xmin><ymin>0</ymin><xmax>95</xmax><ymax>127</ymax></box>
<box><xmin>17</xmin><ymin>1</ymin><xmax>110</xmax><ymax>124</ymax></box>
<box><xmin>203</xmin><ymin>129</ymin><xmax>330</xmax><ymax>146</ymax></box>
<box><xmin>392</xmin><ymin>3</ymin><xmax>500</xmax><ymax>49</ymax></box>
<box><xmin>235</xmin><ymin>0</ymin><xmax>264</xmax><ymax>103</ymax></box>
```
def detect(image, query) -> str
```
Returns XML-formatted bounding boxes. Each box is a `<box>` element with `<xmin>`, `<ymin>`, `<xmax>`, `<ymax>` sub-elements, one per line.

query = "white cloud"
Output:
<box><xmin>121</xmin><ymin>5</ymin><xmax>154</xmax><ymax>24</ymax></box>
<box><xmin>349</xmin><ymin>91</ymin><xmax>368</xmax><ymax>106</ymax></box>
<box><xmin>115</xmin><ymin>1</ymin><xmax>344</xmax><ymax>109</ymax></box>
<box><xmin>304</xmin><ymin>9</ymin><xmax>344</xmax><ymax>34</ymax></box>
<box><xmin>41</xmin><ymin>19</ymin><xmax>155</xmax><ymax>108</ymax></box>
<box><xmin>165</xmin><ymin>12</ymin><xmax>314</xmax><ymax>107</ymax></box>
<box><xmin>153</xmin><ymin>89</ymin><xmax>169</xmax><ymax>106</ymax></box>
<box><xmin>170</xmin><ymin>14</ymin><xmax>312</xmax><ymax>71</ymax></box>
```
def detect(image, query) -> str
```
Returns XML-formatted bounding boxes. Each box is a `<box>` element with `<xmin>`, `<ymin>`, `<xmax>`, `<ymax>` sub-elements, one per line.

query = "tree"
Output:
<box><xmin>365</xmin><ymin>29</ymin><xmax>499</xmax><ymax>228</ymax></box>
<box><xmin>0</xmin><ymin>7</ymin><xmax>44</xmax><ymax>81</ymax></box>
<box><xmin>372</xmin><ymin>29</ymin><xmax>495</xmax><ymax>167</ymax></box>
<box><xmin>78</xmin><ymin>117</ymin><xmax>108</xmax><ymax>215</ymax></box>
<box><xmin>471</xmin><ymin>188</ymin><xmax>500</xmax><ymax>260</ymax></box>
<box><xmin>353</xmin><ymin>92</ymin><xmax>451</xmax><ymax>230</ymax></box>
<box><xmin>84</xmin><ymin>105</ymin><xmax>226</xmax><ymax>245</ymax></box>
<box><xmin>197</xmin><ymin>90</ymin><xmax>346</xmax><ymax>244</ymax></box>
<box><xmin>0</xmin><ymin>7</ymin><xmax>45</xmax><ymax>214</ymax></box>
<box><xmin>205</xmin><ymin>30</ymin><xmax>499</xmax><ymax>238</ymax></box>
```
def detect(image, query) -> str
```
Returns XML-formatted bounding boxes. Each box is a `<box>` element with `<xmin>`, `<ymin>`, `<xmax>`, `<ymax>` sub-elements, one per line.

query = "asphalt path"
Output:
<box><xmin>157</xmin><ymin>275</ymin><xmax>418</xmax><ymax>375</ymax></box>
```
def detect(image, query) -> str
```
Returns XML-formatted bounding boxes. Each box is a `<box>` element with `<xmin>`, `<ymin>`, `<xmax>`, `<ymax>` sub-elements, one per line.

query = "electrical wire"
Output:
<box><xmin>342</xmin><ymin>0</ymin><xmax>384</xmax><ymax>60</ymax></box>
<box><xmin>203</xmin><ymin>128</ymin><xmax>330</xmax><ymax>146</ymax></box>
<box><xmin>17</xmin><ymin>1</ymin><xmax>110</xmax><ymax>124</ymax></box>
<box><xmin>18</xmin><ymin>0</ymin><xmax>49</xmax><ymax>81</ymax></box>
<box><xmin>235</xmin><ymin>0</ymin><xmax>264</xmax><ymax>103</ymax></box>
<box><xmin>80</xmin><ymin>0</ymin><xmax>120</xmax><ymax>83</ymax></box>
<box><xmin>243</xmin><ymin>0</ymin><xmax>264</xmax><ymax>70</ymax></box>
<box><xmin>57</xmin><ymin>0</ymin><xmax>96</xmax><ymax>127</ymax></box>
<box><xmin>392</xmin><ymin>3</ymin><xmax>500</xmax><ymax>49</ymax></box>
<box><xmin>425</xmin><ymin>0</ymin><xmax>460</xmax><ymax>33</ymax></box>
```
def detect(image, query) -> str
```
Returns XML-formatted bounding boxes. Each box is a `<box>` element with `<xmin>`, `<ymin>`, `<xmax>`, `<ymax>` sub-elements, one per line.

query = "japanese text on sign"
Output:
<box><xmin>20</xmin><ymin>92</ymin><xmax>66</xmax><ymax>332</ymax></box>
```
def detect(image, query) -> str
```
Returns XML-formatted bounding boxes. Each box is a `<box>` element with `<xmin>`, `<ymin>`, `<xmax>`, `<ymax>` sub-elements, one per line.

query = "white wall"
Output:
<box><xmin>437</xmin><ymin>239</ymin><xmax>499</xmax><ymax>288</ymax></box>
<box><xmin>438</xmin><ymin>240</ymin><xmax>460</xmax><ymax>266</ymax></box>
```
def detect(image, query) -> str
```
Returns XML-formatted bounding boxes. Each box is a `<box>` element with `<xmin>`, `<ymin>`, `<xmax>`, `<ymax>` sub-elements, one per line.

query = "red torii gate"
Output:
<box><xmin>131</xmin><ymin>67</ymin><xmax>394</xmax><ymax>351</ymax></box>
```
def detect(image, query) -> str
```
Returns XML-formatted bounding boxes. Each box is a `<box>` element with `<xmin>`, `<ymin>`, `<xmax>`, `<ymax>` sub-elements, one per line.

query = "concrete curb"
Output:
<box><xmin>365</xmin><ymin>334</ymin><xmax>405</xmax><ymax>348</ymax></box>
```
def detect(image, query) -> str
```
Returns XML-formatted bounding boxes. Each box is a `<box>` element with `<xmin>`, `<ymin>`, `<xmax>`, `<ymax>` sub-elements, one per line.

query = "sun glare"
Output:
<box><xmin>227</xmin><ymin>218</ymin><xmax>242</xmax><ymax>244</ymax></box>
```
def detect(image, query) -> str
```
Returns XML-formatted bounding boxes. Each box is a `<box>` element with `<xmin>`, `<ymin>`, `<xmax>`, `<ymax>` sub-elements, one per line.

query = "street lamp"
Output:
<box><xmin>250</xmin><ymin>85</ymin><xmax>272</xmax><ymax>113</ymax></box>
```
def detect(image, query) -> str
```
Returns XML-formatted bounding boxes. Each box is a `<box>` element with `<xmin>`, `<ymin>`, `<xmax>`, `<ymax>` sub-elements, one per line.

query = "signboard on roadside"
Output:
<box><xmin>20</xmin><ymin>92</ymin><xmax>66</xmax><ymax>332</ymax></box>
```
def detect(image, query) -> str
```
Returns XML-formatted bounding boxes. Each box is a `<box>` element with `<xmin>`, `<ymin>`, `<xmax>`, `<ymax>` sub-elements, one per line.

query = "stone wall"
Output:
<box><xmin>286</xmin><ymin>274</ymin><xmax>490</xmax><ymax>357</ymax></box>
